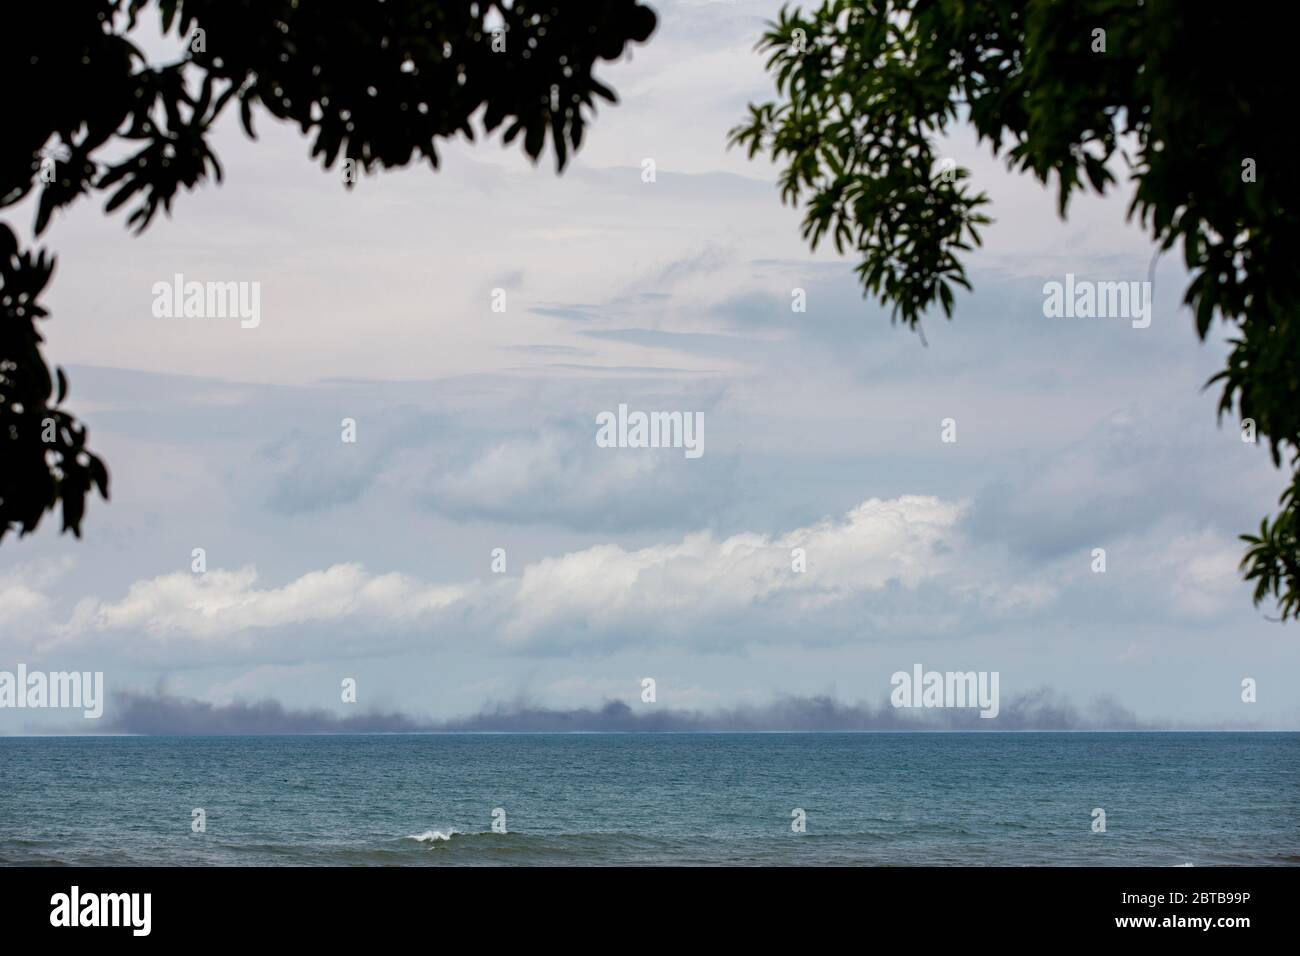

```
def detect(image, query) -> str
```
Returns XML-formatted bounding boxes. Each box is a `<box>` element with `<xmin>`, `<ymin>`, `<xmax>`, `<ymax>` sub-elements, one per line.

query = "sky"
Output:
<box><xmin>2</xmin><ymin>0</ymin><xmax>1297</xmax><ymax>732</ymax></box>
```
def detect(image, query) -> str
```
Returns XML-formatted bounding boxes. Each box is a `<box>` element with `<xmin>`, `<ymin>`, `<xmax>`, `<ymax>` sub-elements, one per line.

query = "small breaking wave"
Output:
<box><xmin>406</xmin><ymin>829</ymin><xmax>462</xmax><ymax>844</ymax></box>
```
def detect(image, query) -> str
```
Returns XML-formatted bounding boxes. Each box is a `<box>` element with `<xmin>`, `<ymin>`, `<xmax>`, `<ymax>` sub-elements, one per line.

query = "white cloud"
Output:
<box><xmin>420</xmin><ymin>423</ymin><xmax>735</xmax><ymax>530</ymax></box>
<box><xmin>1159</xmin><ymin>530</ymin><xmax>1245</xmax><ymax>618</ymax></box>
<box><xmin>47</xmin><ymin>496</ymin><xmax>986</xmax><ymax>653</ymax></box>
<box><xmin>0</xmin><ymin>581</ymin><xmax>52</xmax><ymax>631</ymax></box>
<box><xmin>60</xmin><ymin>563</ymin><xmax>467</xmax><ymax>642</ymax></box>
<box><xmin>0</xmin><ymin>557</ymin><xmax>73</xmax><ymax>634</ymax></box>
<box><xmin>502</xmin><ymin>495</ymin><xmax>974</xmax><ymax>645</ymax></box>
<box><xmin>33</xmin><ymin>502</ymin><xmax>1248</xmax><ymax>668</ymax></box>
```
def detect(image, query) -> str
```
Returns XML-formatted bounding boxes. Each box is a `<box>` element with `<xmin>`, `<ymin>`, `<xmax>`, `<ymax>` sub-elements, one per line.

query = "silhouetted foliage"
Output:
<box><xmin>732</xmin><ymin>0</ymin><xmax>1300</xmax><ymax>620</ymax></box>
<box><xmin>0</xmin><ymin>224</ymin><xmax>109</xmax><ymax>539</ymax></box>
<box><xmin>0</xmin><ymin>0</ymin><xmax>656</xmax><ymax>541</ymax></box>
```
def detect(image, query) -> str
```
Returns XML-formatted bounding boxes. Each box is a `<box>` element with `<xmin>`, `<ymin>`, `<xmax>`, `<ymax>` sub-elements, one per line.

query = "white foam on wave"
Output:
<box><xmin>406</xmin><ymin>829</ymin><xmax>461</xmax><ymax>843</ymax></box>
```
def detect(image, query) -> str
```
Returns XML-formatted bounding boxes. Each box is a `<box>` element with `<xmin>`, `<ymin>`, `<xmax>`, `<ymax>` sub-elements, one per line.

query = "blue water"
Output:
<box><xmin>1</xmin><ymin>733</ymin><xmax>1296</xmax><ymax>865</ymax></box>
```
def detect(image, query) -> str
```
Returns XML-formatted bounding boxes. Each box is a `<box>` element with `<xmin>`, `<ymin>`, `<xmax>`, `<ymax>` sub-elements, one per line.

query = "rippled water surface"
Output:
<box><xmin>1</xmin><ymin>733</ymin><xmax>1296</xmax><ymax>865</ymax></box>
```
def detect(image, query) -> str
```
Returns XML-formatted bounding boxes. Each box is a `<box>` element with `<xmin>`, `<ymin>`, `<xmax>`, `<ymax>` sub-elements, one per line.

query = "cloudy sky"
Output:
<box><xmin>3</xmin><ymin>0</ymin><xmax>1297</xmax><ymax>732</ymax></box>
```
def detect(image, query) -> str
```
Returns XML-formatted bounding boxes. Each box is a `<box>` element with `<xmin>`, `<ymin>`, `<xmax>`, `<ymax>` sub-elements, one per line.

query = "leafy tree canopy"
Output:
<box><xmin>731</xmin><ymin>0</ymin><xmax>1300</xmax><ymax>620</ymax></box>
<box><xmin>1</xmin><ymin>0</ymin><xmax>656</xmax><ymax>540</ymax></box>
